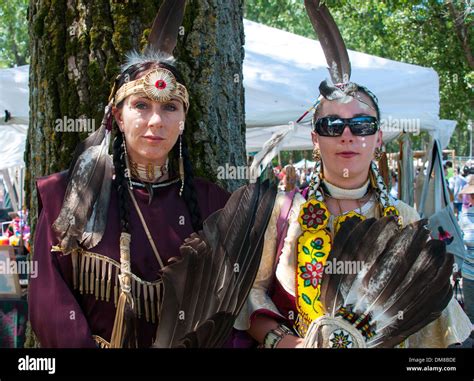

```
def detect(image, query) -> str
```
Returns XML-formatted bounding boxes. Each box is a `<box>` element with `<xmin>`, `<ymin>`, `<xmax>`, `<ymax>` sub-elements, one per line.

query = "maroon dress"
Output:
<box><xmin>29</xmin><ymin>172</ymin><xmax>230</xmax><ymax>348</ymax></box>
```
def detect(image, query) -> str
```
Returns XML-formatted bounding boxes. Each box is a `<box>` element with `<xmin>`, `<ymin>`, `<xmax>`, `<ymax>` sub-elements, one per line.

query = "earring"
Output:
<box><xmin>313</xmin><ymin>147</ymin><xmax>321</xmax><ymax>162</ymax></box>
<box><xmin>179</xmin><ymin>134</ymin><xmax>185</xmax><ymax>197</ymax></box>
<box><xmin>122</xmin><ymin>133</ymin><xmax>133</xmax><ymax>190</ymax></box>
<box><xmin>374</xmin><ymin>147</ymin><xmax>383</xmax><ymax>161</ymax></box>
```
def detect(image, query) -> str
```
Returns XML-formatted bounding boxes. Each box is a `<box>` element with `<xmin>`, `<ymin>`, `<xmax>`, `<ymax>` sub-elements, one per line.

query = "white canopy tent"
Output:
<box><xmin>0</xmin><ymin>124</ymin><xmax>26</xmax><ymax>213</ymax></box>
<box><xmin>243</xmin><ymin>19</ymin><xmax>456</xmax><ymax>153</ymax></box>
<box><xmin>0</xmin><ymin>21</ymin><xmax>456</xmax><ymax>177</ymax></box>
<box><xmin>0</xmin><ymin>65</ymin><xmax>29</xmax><ymax>125</ymax></box>
<box><xmin>293</xmin><ymin>159</ymin><xmax>316</xmax><ymax>169</ymax></box>
<box><xmin>0</xmin><ymin>65</ymin><xmax>28</xmax><ymax>212</ymax></box>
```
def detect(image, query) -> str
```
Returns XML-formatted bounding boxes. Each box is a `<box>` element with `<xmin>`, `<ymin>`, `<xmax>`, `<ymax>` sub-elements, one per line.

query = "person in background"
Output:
<box><xmin>299</xmin><ymin>171</ymin><xmax>309</xmax><ymax>189</ymax></box>
<box><xmin>449</xmin><ymin>167</ymin><xmax>467</xmax><ymax>217</ymax></box>
<box><xmin>283</xmin><ymin>165</ymin><xmax>298</xmax><ymax>193</ymax></box>
<box><xmin>305</xmin><ymin>168</ymin><xmax>312</xmax><ymax>184</ymax></box>
<box><xmin>389</xmin><ymin>171</ymin><xmax>398</xmax><ymax>200</ymax></box>
<box><xmin>446</xmin><ymin>160</ymin><xmax>454</xmax><ymax>181</ymax></box>
<box><xmin>443</xmin><ymin>164</ymin><xmax>454</xmax><ymax>204</ymax></box>
<box><xmin>458</xmin><ymin>178</ymin><xmax>474</xmax><ymax>336</ymax></box>
<box><xmin>276</xmin><ymin>167</ymin><xmax>286</xmax><ymax>191</ymax></box>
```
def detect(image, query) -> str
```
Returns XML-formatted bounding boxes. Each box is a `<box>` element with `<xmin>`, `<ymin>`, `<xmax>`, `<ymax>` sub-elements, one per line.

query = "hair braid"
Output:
<box><xmin>177</xmin><ymin>136</ymin><xmax>203</xmax><ymax>232</ymax></box>
<box><xmin>112</xmin><ymin>132</ymin><xmax>130</xmax><ymax>234</ymax></box>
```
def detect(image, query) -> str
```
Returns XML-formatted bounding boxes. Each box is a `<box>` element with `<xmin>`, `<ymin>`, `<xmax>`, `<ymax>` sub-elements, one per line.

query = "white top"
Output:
<box><xmin>235</xmin><ymin>190</ymin><xmax>472</xmax><ymax>347</ymax></box>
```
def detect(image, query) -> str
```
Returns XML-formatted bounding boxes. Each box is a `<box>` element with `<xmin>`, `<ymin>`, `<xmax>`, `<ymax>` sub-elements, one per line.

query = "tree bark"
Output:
<box><xmin>24</xmin><ymin>0</ymin><xmax>245</xmax><ymax>347</ymax></box>
<box><xmin>447</xmin><ymin>1</ymin><xmax>474</xmax><ymax>69</ymax></box>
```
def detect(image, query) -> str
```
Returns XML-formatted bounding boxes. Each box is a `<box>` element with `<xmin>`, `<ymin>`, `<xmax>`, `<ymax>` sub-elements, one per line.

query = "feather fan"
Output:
<box><xmin>304</xmin><ymin>216</ymin><xmax>454</xmax><ymax>348</ymax></box>
<box><xmin>153</xmin><ymin>178</ymin><xmax>276</xmax><ymax>348</ymax></box>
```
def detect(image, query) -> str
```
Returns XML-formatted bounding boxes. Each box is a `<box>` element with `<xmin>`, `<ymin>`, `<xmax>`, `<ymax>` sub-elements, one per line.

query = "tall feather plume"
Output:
<box><xmin>250</xmin><ymin>126</ymin><xmax>295</xmax><ymax>180</ymax></box>
<box><xmin>153</xmin><ymin>178</ymin><xmax>276</xmax><ymax>348</ymax></box>
<box><xmin>147</xmin><ymin>0</ymin><xmax>187</xmax><ymax>56</ymax></box>
<box><xmin>304</xmin><ymin>0</ymin><xmax>351</xmax><ymax>84</ymax></box>
<box><xmin>372</xmin><ymin>240</ymin><xmax>453</xmax><ymax>348</ymax></box>
<box><xmin>322</xmin><ymin>217</ymin><xmax>399</xmax><ymax>315</ymax></box>
<box><xmin>80</xmin><ymin>149</ymin><xmax>113</xmax><ymax>249</ymax></box>
<box><xmin>320</xmin><ymin>218</ymin><xmax>374</xmax><ymax>314</ymax></box>
<box><xmin>53</xmin><ymin>128</ymin><xmax>112</xmax><ymax>253</ymax></box>
<box><xmin>306</xmin><ymin>217</ymin><xmax>454</xmax><ymax>348</ymax></box>
<box><xmin>53</xmin><ymin>100</ymin><xmax>114</xmax><ymax>252</ymax></box>
<box><xmin>66</xmin><ymin>124</ymin><xmax>106</xmax><ymax>183</ymax></box>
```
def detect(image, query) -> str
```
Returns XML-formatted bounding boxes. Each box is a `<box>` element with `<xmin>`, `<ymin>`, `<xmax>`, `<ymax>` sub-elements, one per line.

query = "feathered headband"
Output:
<box><xmin>297</xmin><ymin>0</ymin><xmax>379</xmax><ymax>124</ymax></box>
<box><xmin>113</xmin><ymin>67</ymin><xmax>189</xmax><ymax>111</ymax></box>
<box><xmin>254</xmin><ymin>0</ymin><xmax>382</xmax><ymax>177</ymax></box>
<box><xmin>53</xmin><ymin>0</ymin><xmax>187</xmax><ymax>253</ymax></box>
<box><xmin>113</xmin><ymin>0</ymin><xmax>189</xmax><ymax>111</ymax></box>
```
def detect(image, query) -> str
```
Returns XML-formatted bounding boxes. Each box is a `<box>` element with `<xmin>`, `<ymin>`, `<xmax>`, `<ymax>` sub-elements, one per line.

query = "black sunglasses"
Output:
<box><xmin>313</xmin><ymin>116</ymin><xmax>379</xmax><ymax>137</ymax></box>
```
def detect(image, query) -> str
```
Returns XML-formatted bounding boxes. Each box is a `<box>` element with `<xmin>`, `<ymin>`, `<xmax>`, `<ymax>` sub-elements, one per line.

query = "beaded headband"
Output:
<box><xmin>114</xmin><ymin>68</ymin><xmax>189</xmax><ymax>111</ymax></box>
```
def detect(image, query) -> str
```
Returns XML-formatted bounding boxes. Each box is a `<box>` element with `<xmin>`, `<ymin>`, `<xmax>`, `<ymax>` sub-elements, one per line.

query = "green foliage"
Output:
<box><xmin>271</xmin><ymin>149</ymin><xmax>312</xmax><ymax>167</ymax></box>
<box><xmin>0</xmin><ymin>0</ymin><xmax>29</xmax><ymax>67</ymax></box>
<box><xmin>2</xmin><ymin>0</ymin><xmax>472</xmax><ymax>156</ymax></box>
<box><xmin>245</xmin><ymin>0</ymin><xmax>311</xmax><ymax>36</ymax></box>
<box><xmin>245</xmin><ymin>0</ymin><xmax>473</xmax><ymax>156</ymax></box>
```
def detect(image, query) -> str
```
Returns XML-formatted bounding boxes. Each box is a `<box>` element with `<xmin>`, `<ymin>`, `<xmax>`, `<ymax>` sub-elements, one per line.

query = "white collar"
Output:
<box><xmin>322</xmin><ymin>178</ymin><xmax>370</xmax><ymax>200</ymax></box>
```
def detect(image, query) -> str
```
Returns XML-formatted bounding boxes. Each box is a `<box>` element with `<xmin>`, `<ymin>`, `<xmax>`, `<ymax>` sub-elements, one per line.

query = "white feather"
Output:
<box><xmin>121</xmin><ymin>49</ymin><xmax>176</xmax><ymax>72</ymax></box>
<box><xmin>249</xmin><ymin>124</ymin><xmax>297</xmax><ymax>182</ymax></box>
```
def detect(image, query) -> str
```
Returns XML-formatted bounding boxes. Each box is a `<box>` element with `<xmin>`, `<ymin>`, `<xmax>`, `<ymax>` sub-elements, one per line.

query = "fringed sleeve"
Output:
<box><xmin>28</xmin><ymin>173</ymin><xmax>96</xmax><ymax>348</ymax></box>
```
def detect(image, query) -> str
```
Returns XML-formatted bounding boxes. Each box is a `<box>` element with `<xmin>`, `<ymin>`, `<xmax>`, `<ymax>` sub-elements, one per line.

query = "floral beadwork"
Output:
<box><xmin>298</xmin><ymin>199</ymin><xmax>330</xmax><ymax>231</ymax></box>
<box><xmin>383</xmin><ymin>206</ymin><xmax>403</xmax><ymax>226</ymax></box>
<box><xmin>300</xmin><ymin>260</ymin><xmax>324</xmax><ymax>289</ymax></box>
<box><xmin>296</xmin><ymin>229</ymin><xmax>331</xmax><ymax>328</ymax></box>
<box><xmin>295</xmin><ymin>162</ymin><xmax>400</xmax><ymax>338</ymax></box>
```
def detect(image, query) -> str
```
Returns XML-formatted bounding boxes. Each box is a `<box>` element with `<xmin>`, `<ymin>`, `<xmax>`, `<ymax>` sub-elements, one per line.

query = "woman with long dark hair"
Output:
<box><xmin>29</xmin><ymin>3</ymin><xmax>230</xmax><ymax>348</ymax></box>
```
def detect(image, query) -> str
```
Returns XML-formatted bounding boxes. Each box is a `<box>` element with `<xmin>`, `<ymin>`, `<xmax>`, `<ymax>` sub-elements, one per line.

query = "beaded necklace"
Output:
<box><xmin>294</xmin><ymin>161</ymin><xmax>401</xmax><ymax>336</ymax></box>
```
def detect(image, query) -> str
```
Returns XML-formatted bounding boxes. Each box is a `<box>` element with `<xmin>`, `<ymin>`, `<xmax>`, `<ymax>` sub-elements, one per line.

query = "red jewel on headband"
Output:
<box><xmin>155</xmin><ymin>79</ymin><xmax>167</xmax><ymax>89</ymax></box>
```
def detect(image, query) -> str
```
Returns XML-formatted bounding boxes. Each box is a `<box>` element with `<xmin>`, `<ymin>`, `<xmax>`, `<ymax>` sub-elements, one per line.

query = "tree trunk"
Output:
<box><xmin>24</xmin><ymin>0</ymin><xmax>245</xmax><ymax>347</ymax></box>
<box><xmin>177</xmin><ymin>0</ymin><xmax>246</xmax><ymax>191</ymax></box>
<box><xmin>447</xmin><ymin>1</ymin><xmax>474</xmax><ymax>70</ymax></box>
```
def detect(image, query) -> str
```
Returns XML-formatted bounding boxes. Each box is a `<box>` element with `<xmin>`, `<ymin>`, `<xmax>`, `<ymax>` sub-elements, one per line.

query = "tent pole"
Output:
<box><xmin>399</xmin><ymin>136</ymin><xmax>403</xmax><ymax>200</ymax></box>
<box><xmin>19</xmin><ymin>167</ymin><xmax>24</xmax><ymax>249</ymax></box>
<box><xmin>1</xmin><ymin>169</ymin><xmax>19</xmax><ymax>212</ymax></box>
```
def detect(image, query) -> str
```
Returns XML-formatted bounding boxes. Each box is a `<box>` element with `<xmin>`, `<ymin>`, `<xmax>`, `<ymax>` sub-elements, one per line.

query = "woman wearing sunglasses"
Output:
<box><xmin>234</xmin><ymin>81</ymin><xmax>472</xmax><ymax>348</ymax></box>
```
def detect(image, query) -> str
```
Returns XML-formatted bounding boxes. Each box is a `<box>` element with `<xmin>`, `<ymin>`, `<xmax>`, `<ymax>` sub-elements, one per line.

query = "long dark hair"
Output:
<box><xmin>112</xmin><ymin>62</ymin><xmax>203</xmax><ymax>237</ymax></box>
